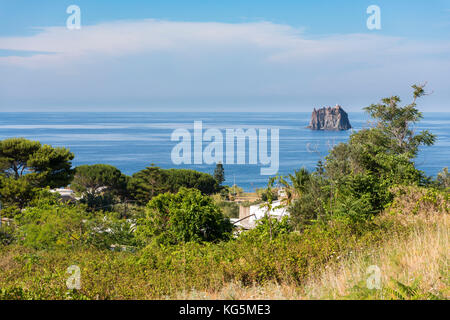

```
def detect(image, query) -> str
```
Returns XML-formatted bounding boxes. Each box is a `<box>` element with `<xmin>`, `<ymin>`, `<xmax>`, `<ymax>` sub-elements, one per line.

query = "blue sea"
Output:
<box><xmin>0</xmin><ymin>112</ymin><xmax>449</xmax><ymax>191</ymax></box>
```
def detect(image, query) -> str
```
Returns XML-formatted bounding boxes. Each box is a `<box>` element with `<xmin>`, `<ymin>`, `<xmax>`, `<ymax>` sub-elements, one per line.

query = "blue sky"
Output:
<box><xmin>0</xmin><ymin>0</ymin><xmax>449</xmax><ymax>111</ymax></box>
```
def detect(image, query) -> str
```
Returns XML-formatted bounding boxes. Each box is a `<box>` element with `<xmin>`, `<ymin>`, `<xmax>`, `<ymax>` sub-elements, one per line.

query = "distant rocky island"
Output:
<box><xmin>307</xmin><ymin>105</ymin><xmax>352</xmax><ymax>131</ymax></box>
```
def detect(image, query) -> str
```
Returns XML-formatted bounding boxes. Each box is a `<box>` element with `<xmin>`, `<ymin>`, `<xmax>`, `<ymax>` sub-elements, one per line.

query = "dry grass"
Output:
<box><xmin>172</xmin><ymin>212</ymin><xmax>448</xmax><ymax>300</ymax></box>
<box><xmin>172</xmin><ymin>187</ymin><xmax>449</xmax><ymax>300</ymax></box>
<box><xmin>303</xmin><ymin>212</ymin><xmax>449</xmax><ymax>299</ymax></box>
<box><xmin>1</xmin><ymin>186</ymin><xmax>447</xmax><ymax>300</ymax></box>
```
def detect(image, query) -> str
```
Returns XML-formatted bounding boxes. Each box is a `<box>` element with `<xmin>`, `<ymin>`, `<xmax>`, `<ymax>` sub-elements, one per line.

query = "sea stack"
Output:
<box><xmin>307</xmin><ymin>105</ymin><xmax>352</xmax><ymax>131</ymax></box>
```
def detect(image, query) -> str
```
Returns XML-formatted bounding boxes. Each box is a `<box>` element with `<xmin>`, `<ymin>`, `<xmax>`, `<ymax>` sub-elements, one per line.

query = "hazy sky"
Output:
<box><xmin>0</xmin><ymin>0</ymin><xmax>449</xmax><ymax>112</ymax></box>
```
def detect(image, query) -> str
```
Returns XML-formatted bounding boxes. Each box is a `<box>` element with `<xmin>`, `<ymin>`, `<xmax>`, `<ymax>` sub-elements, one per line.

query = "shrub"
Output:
<box><xmin>244</xmin><ymin>216</ymin><xmax>293</xmax><ymax>241</ymax></box>
<box><xmin>128</xmin><ymin>166</ymin><xmax>219</xmax><ymax>205</ymax></box>
<box><xmin>135</xmin><ymin>188</ymin><xmax>233</xmax><ymax>245</ymax></box>
<box><xmin>14</xmin><ymin>203</ymin><xmax>90</xmax><ymax>250</ymax></box>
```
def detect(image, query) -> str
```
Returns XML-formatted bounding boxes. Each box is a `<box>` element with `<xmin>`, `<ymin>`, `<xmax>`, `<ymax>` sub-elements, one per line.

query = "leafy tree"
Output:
<box><xmin>259</xmin><ymin>177</ymin><xmax>277</xmax><ymax>240</ymax></box>
<box><xmin>256</xmin><ymin>187</ymin><xmax>277</xmax><ymax>202</ymax></box>
<box><xmin>436</xmin><ymin>167</ymin><xmax>450</xmax><ymax>189</ymax></box>
<box><xmin>0</xmin><ymin>138</ymin><xmax>41</xmax><ymax>179</ymax></box>
<box><xmin>0</xmin><ymin>176</ymin><xmax>37</xmax><ymax>211</ymax></box>
<box><xmin>164</xmin><ymin>169</ymin><xmax>218</xmax><ymax>194</ymax></box>
<box><xmin>14</xmin><ymin>202</ymin><xmax>90</xmax><ymax>250</ymax></box>
<box><xmin>364</xmin><ymin>83</ymin><xmax>436</xmax><ymax>157</ymax></box>
<box><xmin>289</xmin><ymin>84</ymin><xmax>436</xmax><ymax>228</ymax></box>
<box><xmin>71</xmin><ymin>164</ymin><xmax>127</xmax><ymax>197</ymax></box>
<box><xmin>71</xmin><ymin>164</ymin><xmax>128</xmax><ymax>211</ymax></box>
<box><xmin>84</xmin><ymin>213</ymin><xmax>137</xmax><ymax>249</ymax></box>
<box><xmin>288</xmin><ymin>167</ymin><xmax>310</xmax><ymax>198</ymax></box>
<box><xmin>325</xmin><ymin>84</ymin><xmax>435</xmax><ymax>183</ymax></box>
<box><xmin>27</xmin><ymin>144</ymin><xmax>75</xmax><ymax>188</ymax></box>
<box><xmin>213</xmin><ymin>162</ymin><xmax>225</xmax><ymax>185</ymax></box>
<box><xmin>136</xmin><ymin>188</ymin><xmax>232</xmax><ymax>245</ymax></box>
<box><xmin>128</xmin><ymin>166</ymin><xmax>219</xmax><ymax>204</ymax></box>
<box><xmin>127</xmin><ymin>165</ymin><xmax>170</xmax><ymax>205</ymax></box>
<box><xmin>288</xmin><ymin>173</ymin><xmax>327</xmax><ymax>230</ymax></box>
<box><xmin>0</xmin><ymin>138</ymin><xmax>74</xmax><ymax>188</ymax></box>
<box><xmin>332</xmin><ymin>174</ymin><xmax>386</xmax><ymax>223</ymax></box>
<box><xmin>244</xmin><ymin>216</ymin><xmax>292</xmax><ymax>240</ymax></box>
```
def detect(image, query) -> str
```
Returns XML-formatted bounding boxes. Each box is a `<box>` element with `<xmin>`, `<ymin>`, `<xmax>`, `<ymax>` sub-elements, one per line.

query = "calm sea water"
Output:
<box><xmin>0</xmin><ymin>112</ymin><xmax>449</xmax><ymax>191</ymax></box>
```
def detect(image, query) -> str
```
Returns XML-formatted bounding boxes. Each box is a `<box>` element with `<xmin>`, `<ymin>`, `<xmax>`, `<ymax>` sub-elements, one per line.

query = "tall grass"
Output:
<box><xmin>0</xmin><ymin>186</ymin><xmax>448</xmax><ymax>300</ymax></box>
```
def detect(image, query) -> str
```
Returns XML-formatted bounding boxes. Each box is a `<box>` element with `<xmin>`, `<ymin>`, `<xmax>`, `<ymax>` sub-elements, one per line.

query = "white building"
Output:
<box><xmin>50</xmin><ymin>188</ymin><xmax>79</xmax><ymax>201</ymax></box>
<box><xmin>237</xmin><ymin>199</ymin><xmax>290</xmax><ymax>230</ymax></box>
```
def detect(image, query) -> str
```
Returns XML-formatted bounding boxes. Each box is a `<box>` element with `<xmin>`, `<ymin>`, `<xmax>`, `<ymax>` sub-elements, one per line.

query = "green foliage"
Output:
<box><xmin>0</xmin><ymin>138</ymin><xmax>74</xmax><ymax>209</ymax></box>
<box><xmin>0</xmin><ymin>138</ymin><xmax>41</xmax><ymax>179</ymax></box>
<box><xmin>436</xmin><ymin>167</ymin><xmax>450</xmax><ymax>190</ymax></box>
<box><xmin>364</xmin><ymin>83</ymin><xmax>436</xmax><ymax>157</ymax></box>
<box><xmin>164</xmin><ymin>169</ymin><xmax>219</xmax><ymax>195</ymax></box>
<box><xmin>72</xmin><ymin>164</ymin><xmax>128</xmax><ymax>197</ymax></box>
<box><xmin>256</xmin><ymin>187</ymin><xmax>277</xmax><ymax>202</ymax></box>
<box><xmin>0</xmin><ymin>177</ymin><xmax>39</xmax><ymax>209</ymax></box>
<box><xmin>287</xmin><ymin>171</ymin><xmax>328</xmax><ymax>230</ymax></box>
<box><xmin>136</xmin><ymin>188</ymin><xmax>232</xmax><ymax>245</ymax></box>
<box><xmin>127</xmin><ymin>165</ymin><xmax>168</xmax><ymax>205</ymax></box>
<box><xmin>0</xmin><ymin>84</ymin><xmax>445</xmax><ymax>300</ymax></box>
<box><xmin>288</xmin><ymin>167</ymin><xmax>310</xmax><ymax>197</ymax></box>
<box><xmin>71</xmin><ymin>164</ymin><xmax>128</xmax><ymax>211</ymax></box>
<box><xmin>384</xmin><ymin>278</ymin><xmax>443</xmax><ymax>300</ymax></box>
<box><xmin>0</xmin><ymin>210</ymin><xmax>407</xmax><ymax>299</ymax></box>
<box><xmin>0</xmin><ymin>138</ymin><xmax>74</xmax><ymax>187</ymax></box>
<box><xmin>81</xmin><ymin>193</ymin><xmax>116</xmax><ymax>212</ymax></box>
<box><xmin>310</xmin><ymin>84</ymin><xmax>435</xmax><ymax>225</ymax></box>
<box><xmin>332</xmin><ymin>174</ymin><xmax>390</xmax><ymax>222</ymax></box>
<box><xmin>128</xmin><ymin>165</ymin><xmax>219</xmax><ymax>205</ymax></box>
<box><xmin>14</xmin><ymin>202</ymin><xmax>91</xmax><ymax>250</ymax></box>
<box><xmin>0</xmin><ymin>224</ymin><xmax>14</xmax><ymax>245</ymax></box>
<box><xmin>28</xmin><ymin>188</ymin><xmax>62</xmax><ymax>207</ymax></box>
<box><xmin>211</xmin><ymin>194</ymin><xmax>239</xmax><ymax>218</ymax></box>
<box><xmin>12</xmin><ymin>200</ymin><xmax>136</xmax><ymax>250</ymax></box>
<box><xmin>213</xmin><ymin>162</ymin><xmax>225</xmax><ymax>185</ymax></box>
<box><xmin>347</xmin><ymin>276</ymin><xmax>446</xmax><ymax>300</ymax></box>
<box><xmin>84</xmin><ymin>214</ymin><xmax>137</xmax><ymax>250</ymax></box>
<box><xmin>0</xmin><ymin>176</ymin><xmax>38</xmax><ymax>210</ymax></box>
<box><xmin>386</xmin><ymin>185</ymin><xmax>449</xmax><ymax>218</ymax></box>
<box><xmin>244</xmin><ymin>216</ymin><xmax>293</xmax><ymax>240</ymax></box>
<box><xmin>27</xmin><ymin>144</ymin><xmax>75</xmax><ymax>189</ymax></box>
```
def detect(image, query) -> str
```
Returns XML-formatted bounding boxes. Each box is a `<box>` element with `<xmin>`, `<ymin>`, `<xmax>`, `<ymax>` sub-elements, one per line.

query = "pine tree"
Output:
<box><xmin>213</xmin><ymin>162</ymin><xmax>225</xmax><ymax>185</ymax></box>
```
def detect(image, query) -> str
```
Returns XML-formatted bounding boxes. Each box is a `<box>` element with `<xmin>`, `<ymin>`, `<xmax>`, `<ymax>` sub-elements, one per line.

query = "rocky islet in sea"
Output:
<box><xmin>307</xmin><ymin>105</ymin><xmax>352</xmax><ymax>131</ymax></box>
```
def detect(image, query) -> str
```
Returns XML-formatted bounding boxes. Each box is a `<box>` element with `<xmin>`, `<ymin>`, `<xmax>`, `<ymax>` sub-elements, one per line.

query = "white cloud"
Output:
<box><xmin>0</xmin><ymin>19</ymin><xmax>449</xmax><ymax>111</ymax></box>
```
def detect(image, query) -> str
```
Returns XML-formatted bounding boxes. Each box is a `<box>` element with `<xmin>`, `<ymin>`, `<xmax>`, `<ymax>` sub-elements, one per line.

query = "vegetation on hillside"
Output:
<box><xmin>0</xmin><ymin>84</ymin><xmax>448</xmax><ymax>300</ymax></box>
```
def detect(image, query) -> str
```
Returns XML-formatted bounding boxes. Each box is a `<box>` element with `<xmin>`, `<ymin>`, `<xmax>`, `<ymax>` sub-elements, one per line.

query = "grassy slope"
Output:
<box><xmin>175</xmin><ymin>207</ymin><xmax>449</xmax><ymax>299</ymax></box>
<box><xmin>0</xmin><ymin>186</ymin><xmax>448</xmax><ymax>300</ymax></box>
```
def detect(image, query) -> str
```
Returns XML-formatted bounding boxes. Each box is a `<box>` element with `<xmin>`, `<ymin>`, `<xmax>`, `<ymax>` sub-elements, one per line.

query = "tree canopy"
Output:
<box><xmin>136</xmin><ymin>188</ymin><xmax>232</xmax><ymax>245</ymax></box>
<box><xmin>288</xmin><ymin>84</ymin><xmax>436</xmax><ymax>225</ymax></box>
<box><xmin>128</xmin><ymin>165</ymin><xmax>219</xmax><ymax>205</ymax></box>
<box><xmin>0</xmin><ymin>138</ymin><xmax>74</xmax><ymax>188</ymax></box>
<box><xmin>0</xmin><ymin>138</ymin><xmax>74</xmax><ymax>211</ymax></box>
<box><xmin>363</xmin><ymin>83</ymin><xmax>436</xmax><ymax>157</ymax></box>
<box><xmin>213</xmin><ymin>162</ymin><xmax>225</xmax><ymax>185</ymax></box>
<box><xmin>71</xmin><ymin>164</ymin><xmax>127</xmax><ymax>197</ymax></box>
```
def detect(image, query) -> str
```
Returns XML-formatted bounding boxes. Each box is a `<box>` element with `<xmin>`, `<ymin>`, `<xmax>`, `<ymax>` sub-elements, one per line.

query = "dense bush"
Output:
<box><xmin>14</xmin><ymin>203</ymin><xmax>90</xmax><ymax>250</ymax></box>
<box><xmin>128</xmin><ymin>165</ymin><xmax>219</xmax><ymax>205</ymax></box>
<box><xmin>436</xmin><ymin>167</ymin><xmax>450</xmax><ymax>190</ymax></box>
<box><xmin>0</xmin><ymin>84</ymin><xmax>447</xmax><ymax>300</ymax></box>
<box><xmin>286</xmin><ymin>85</ymin><xmax>435</xmax><ymax>230</ymax></box>
<box><xmin>244</xmin><ymin>216</ymin><xmax>293</xmax><ymax>240</ymax></box>
<box><xmin>0</xmin><ymin>209</ymin><xmax>417</xmax><ymax>299</ymax></box>
<box><xmin>211</xmin><ymin>194</ymin><xmax>239</xmax><ymax>219</ymax></box>
<box><xmin>11</xmin><ymin>197</ymin><xmax>136</xmax><ymax>250</ymax></box>
<box><xmin>71</xmin><ymin>164</ymin><xmax>128</xmax><ymax>211</ymax></box>
<box><xmin>0</xmin><ymin>138</ymin><xmax>74</xmax><ymax>210</ymax></box>
<box><xmin>136</xmin><ymin>188</ymin><xmax>232</xmax><ymax>245</ymax></box>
